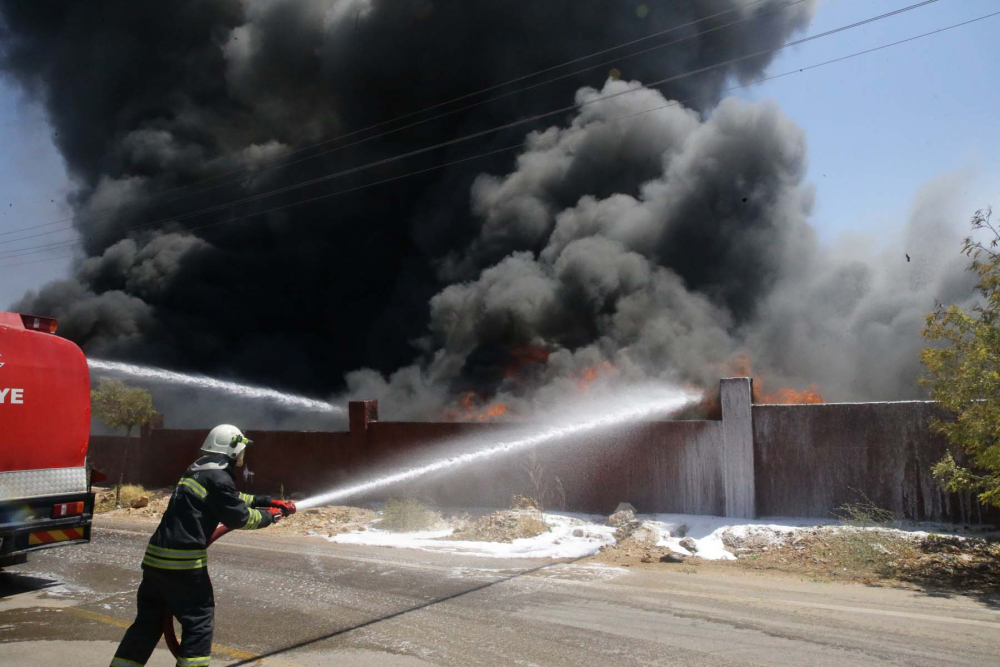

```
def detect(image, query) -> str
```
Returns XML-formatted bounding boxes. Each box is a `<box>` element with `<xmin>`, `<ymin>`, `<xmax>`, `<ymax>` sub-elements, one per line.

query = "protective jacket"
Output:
<box><xmin>143</xmin><ymin>454</ymin><xmax>274</xmax><ymax>571</ymax></box>
<box><xmin>111</xmin><ymin>454</ymin><xmax>275</xmax><ymax>667</ymax></box>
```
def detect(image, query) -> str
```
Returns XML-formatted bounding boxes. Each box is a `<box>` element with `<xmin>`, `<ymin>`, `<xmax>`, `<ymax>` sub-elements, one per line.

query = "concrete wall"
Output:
<box><xmin>88</xmin><ymin>379</ymin><xmax>996</xmax><ymax>524</ymax></box>
<box><xmin>136</xmin><ymin>429</ymin><xmax>357</xmax><ymax>494</ymax></box>
<box><xmin>87</xmin><ymin>435</ymin><xmax>141</xmax><ymax>484</ymax></box>
<box><xmin>95</xmin><ymin>385</ymin><xmax>745</xmax><ymax>516</ymax></box>
<box><xmin>752</xmin><ymin>401</ymin><xmax>996</xmax><ymax>523</ymax></box>
<box><xmin>115</xmin><ymin>418</ymin><xmax>727</xmax><ymax>516</ymax></box>
<box><xmin>365</xmin><ymin>419</ymin><xmax>726</xmax><ymax>515</ymax></box>
<box><xmin>721</xmin><ymin>378</ymin><xmax>754</xmax><ymax>519</ymax></box>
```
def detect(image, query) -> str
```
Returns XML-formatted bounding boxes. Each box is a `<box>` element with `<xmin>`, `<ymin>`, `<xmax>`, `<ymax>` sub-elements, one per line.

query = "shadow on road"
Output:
<box><xmin>0</xmin><ymin>572</ymin><xmax>61</xmax><ymax>599</ymax></box>
<box><xmin>885</xmin><ymin>536</ymin><xmax>1000</xmax><ymax>611</ymax></box>
<box><xmin>230</xmin><ymin>557</ymin><xmax>578</xmax><ymax>665</ymax></box>
<box><xmin>889</xmin><ymin>576</ymin><xmax>1000</xmax><ymax>611</ymax></box>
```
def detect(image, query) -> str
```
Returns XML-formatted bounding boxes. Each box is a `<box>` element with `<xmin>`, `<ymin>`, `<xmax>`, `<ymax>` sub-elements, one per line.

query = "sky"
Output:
<box><xmin>0</xmin><ymin>83</ymin><xmax>74</xmax><ymax>309</ymax></box>
<box><xmin>0</xmin><ymin>0</ymin><xmax>997</xmax><ymax>310</ymax></box>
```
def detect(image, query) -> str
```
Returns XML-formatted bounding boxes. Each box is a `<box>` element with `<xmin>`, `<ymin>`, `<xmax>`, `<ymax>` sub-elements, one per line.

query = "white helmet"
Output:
<box><xmin>202</xmin><ymin>424</ymin><xmax>251</xmax><ymax>460</ymax></box>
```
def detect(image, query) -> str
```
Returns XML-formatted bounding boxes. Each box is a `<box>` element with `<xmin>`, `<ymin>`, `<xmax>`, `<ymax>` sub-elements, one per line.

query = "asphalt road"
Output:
<box><xmin>1</xmin><ymin>518</ymin><xmax>998</xmax><ymax>666</ymax></box>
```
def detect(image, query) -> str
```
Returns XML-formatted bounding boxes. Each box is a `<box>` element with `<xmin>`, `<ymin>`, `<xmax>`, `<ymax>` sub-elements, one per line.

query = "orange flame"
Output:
<box><xmin>690</xmin><ymin>354</ymin><xmax>824</xmax><ymax>412</ymax></box>
<box><xmin>575</xmin><ymin>361</ymin><xmax>615</xmax><ymax>391</ymax></box>
<box><xmin>481</xmin><ymin>403</ymin><xmax>508</xmax><ymax>419</ymax></box>
<box><xmin>443</xmin><ymin>391</ymin><xmax>509</xmax><ymax>422</ymax></box>
<box><xmin>757</xmin><ymin>385</ymin><xmax>823</xmax><ymax>405</ymax></box>
<box><xmin>726</xmin><ymin>355</ymin><xmax>824</xmax><ymax>405</ymax></box>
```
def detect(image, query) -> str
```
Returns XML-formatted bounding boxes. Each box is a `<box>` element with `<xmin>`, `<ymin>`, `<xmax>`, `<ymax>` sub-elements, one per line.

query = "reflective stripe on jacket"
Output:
<box><xmin>143</xmin><ymin>454</ymin><xmax>274</xmax><ymax>571</ymax></box>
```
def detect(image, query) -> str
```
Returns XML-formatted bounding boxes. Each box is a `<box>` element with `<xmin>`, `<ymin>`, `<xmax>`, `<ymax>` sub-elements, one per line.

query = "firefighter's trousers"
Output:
<box><xmin>110</xmin><ymin>566</ymin><xmax>215</xmax><ymax>667</ymax></box>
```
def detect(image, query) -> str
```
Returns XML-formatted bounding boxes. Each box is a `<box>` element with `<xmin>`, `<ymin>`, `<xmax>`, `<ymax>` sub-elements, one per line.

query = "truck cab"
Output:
<box><xmin>0</xmin><ymin>311</ymin><xmax>94</xmax><ymax>568</ymax></box>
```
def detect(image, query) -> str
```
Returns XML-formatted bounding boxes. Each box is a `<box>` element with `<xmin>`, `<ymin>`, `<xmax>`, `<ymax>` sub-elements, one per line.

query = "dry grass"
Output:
<box><xmin>821</xmin><ymin>494</ymin><xmax>918</xmax><ymax>578</ymax></box>
<box><xmin>510</xmin><ymin>494</ymin><xmax>542</xmax><ymax>511</ymax></box>
<box><xmin>377</xmin><ymin>498</ymin><xmax>440</xmax><ymax>532</ymax></box>
<box><xmin>449</xmin><ymin>510</ymin><xmax>549</xmax><ymax>542</ymax></box>
<box><xmin>95</xmin><ymin>484</ymin><xmax>154</xmax><ymax>513</ymax></box>
<box><xmin>895</xmin><ymin>534</ymin><xmax>1000</xmax><ymax>593</ymax></box>
<box><xmin>742</xmin><ymin>527</ymin><xmax>918</xmax><ymax>581</ymax></box>
<box><xmin>824</xmin><ymin>527</ymin><xmax>919</xmax><ymax>576</ymax></box>
<box><xmin>730</xmin><ymin>526</ymin><xmax>1000</xmax><ymax>592</ymax></box>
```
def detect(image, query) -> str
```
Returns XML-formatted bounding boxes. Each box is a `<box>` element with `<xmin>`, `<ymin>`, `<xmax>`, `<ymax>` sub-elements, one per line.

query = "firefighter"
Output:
<box><xmin>110</xmin><ymin>425</ymin><xmax>295</xmax><ymax>667</ymax></box>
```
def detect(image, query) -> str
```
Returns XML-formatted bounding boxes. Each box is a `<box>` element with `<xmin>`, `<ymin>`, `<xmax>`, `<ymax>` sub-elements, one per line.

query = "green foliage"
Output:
<box><xmin>91</xmin><ymin>379</ymin><xmax>156</xmax><ymax>437</ymax></box>
<box><xmin>91</xmin><ymin>379</ymin><xmax>157</xmax><ymax>507</ymax></box>
<box><xmin>921</xmin><ymin>207</ymin><xmax>1000</xmax><ymax>507</ymax></box>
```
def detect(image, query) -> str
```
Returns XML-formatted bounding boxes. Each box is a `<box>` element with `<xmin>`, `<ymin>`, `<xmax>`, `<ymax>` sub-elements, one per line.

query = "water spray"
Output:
<box><xmin>161</xmin><ymin>386</ymin><xmax>693</xmax><ymax>658</ymax></box>
<box><xmin>87</xmin><ymin>358</ymin><xmax>343</xmax><ymax>414</ymax></box>
<box><xmin>296</xmin><ymin>386</ymin><xmax>698</xmax><ymax>510</ymax></box>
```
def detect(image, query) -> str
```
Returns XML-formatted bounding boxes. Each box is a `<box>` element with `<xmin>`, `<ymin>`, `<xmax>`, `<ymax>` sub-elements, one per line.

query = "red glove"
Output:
<box><xmin>267</xmin><ymin>507</ymin><xmax>284</xmax><ymax>523</ymax></box>
<box><xmin>270</xmin><ymin>499</ymin><xmax>297</xmax><ymax>517</ymax></box>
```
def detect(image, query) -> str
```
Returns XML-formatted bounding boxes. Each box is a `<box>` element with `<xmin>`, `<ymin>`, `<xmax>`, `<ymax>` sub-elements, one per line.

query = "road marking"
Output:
<box><xmin>67</xmin><ymin>607</ymin><xmax>296</xmax><ymax>666</ymax></box>
<box><xmin>68</xmin><ymin>607</ymin><xmax>136</xmax><ymax>630</ymax></box>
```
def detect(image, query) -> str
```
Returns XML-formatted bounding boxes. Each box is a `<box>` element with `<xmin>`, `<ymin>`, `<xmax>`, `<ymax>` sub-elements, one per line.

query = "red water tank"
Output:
<box><xmin>0</xmin><ymin>312</ymin><xmax>91</xmax><ymax>472</ymax></box>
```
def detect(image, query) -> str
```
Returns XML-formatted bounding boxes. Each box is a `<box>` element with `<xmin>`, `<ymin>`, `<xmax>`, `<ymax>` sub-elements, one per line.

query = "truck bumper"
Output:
<box><xmin>0</xmin><ymin>492</ymin><xmax>95</xmax><ymax>567</ymax></box>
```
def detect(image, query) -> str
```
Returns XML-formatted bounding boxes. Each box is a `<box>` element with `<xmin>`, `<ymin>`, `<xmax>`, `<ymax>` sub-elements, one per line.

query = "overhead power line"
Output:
<box><xmin>0</xmin><ymin>0</ymin><xmax>941</xmax><ymax>261</ymax></box>
<box><xmin>0</xmin><ymin>251</ymin><xmax>78</xmax><ymax>269</ymax></box>
<box><xmin>3</xmin><ymin>6</ymin><xmax>995</xmax><ymax>271</ymax></box>
<box><xmin>0</xmin><ymin>0</ymin><xmax>782</xmax><ymax>240</ymax></box>
<box><xmin>54</xmin><ymin>0</ymin><xmax>810</xmax><ymax>236</ymax></box>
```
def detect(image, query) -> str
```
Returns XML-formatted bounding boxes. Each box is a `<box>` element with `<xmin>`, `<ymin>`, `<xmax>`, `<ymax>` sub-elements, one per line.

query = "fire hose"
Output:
<box><xmin>162</xmin><ymin>501</ymin><xmax>295</xmax><ymax>658</ymax></box>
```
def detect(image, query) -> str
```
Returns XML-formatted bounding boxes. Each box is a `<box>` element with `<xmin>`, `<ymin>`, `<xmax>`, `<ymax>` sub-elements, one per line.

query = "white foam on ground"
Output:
<box><xmin>644</xmin><ymin>514</ymin><xmax>827</xmax><ymax>561</ymax></box>
<box><xmin>317</xmin><ymin>511</ymin><xmax>988</xmax><ymax>561</ymax></box>
<box><xmin>327</xmin><ymin>512</ymin><xmax>616</xmax><ymax>559</ymax></box>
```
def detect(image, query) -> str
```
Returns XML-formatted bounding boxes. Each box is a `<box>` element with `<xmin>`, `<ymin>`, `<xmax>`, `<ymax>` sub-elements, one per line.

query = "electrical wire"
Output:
<box><xmin>0</xmin><ymin>0</ymin><xmax>781</xmax><ymax>239</ymax></box>
<box><xmin>41</xmin><ymin>0</ymin><xmax>808</xmax><ymax>236</ymax></box>
<box><xmin>3</xmin><ymin>7</ymin><xmax>994</xmax><ymax>271</ymax></box>
<box><xmin>0</xmin><ymin>1</ymin><xmax>970</xmax><ymax>263</ymax></box>
<box><xmin>0</xmin><ymin>0</ymin><xmax>941</xmax><ymax>259</ymax></box>
<box><xmin>0</xmin><ymin>251</ymin><xmax>78</xmax><ymax>269</ymax></box>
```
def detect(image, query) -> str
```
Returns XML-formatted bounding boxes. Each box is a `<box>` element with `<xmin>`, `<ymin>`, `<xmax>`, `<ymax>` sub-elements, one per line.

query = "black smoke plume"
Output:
<box><xmin>1</xmin><ymin>1</ymin><xmax>975</xmax><ymax>423</ymax></box>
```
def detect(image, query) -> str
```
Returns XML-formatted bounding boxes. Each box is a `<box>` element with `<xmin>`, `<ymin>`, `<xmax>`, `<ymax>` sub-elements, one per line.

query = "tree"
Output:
<box><xmin>91</xmin><ymin>379</ymin><xmax>157</xmax><ymax>507</ymax></box>
<box><xmin>921</xmin><ymin>207</ymin><xmax>1000</xmax><ymax>508</ymax></box>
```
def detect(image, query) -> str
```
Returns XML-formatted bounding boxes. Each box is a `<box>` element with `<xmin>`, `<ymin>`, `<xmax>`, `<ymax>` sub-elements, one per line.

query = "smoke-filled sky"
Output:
<box><xmin>1</xmin><ymin>0</ymin><xmax>998</xmax><ymax>424</ymax></box>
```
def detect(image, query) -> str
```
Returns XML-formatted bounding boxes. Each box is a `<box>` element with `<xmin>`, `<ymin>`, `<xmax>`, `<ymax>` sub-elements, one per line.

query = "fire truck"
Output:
<box><xmin>0</xmin><ymin>311</ymin><xmax>94</xmax><ymax>568</ymax></box>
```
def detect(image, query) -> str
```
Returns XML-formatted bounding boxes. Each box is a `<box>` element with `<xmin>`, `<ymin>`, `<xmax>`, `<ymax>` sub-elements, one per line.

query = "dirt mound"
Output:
<box><xmin>95</xmin><ymin>485</ymin><xmax>172</xmax><ymax>519</ymax></box>
<box><xmin>449</xmin><ymin>510</ymin><xmax>549</xmax><ymax>542</ymax></box>
<box><xmin>732</xmin><ymin>526</ymin><xmax>1000</xmax><ymax>588</ymax></box>
<box><xmin>721</xmin><ymin>525</ymin><xmax>800</xmax><ymax>552</ymax></box>
<box><xmin>270</xmin><ymin>505</ymin><xmax>377</xmax><ymax>537</ymax></box>
<box><xmin>590</xmin><ymin>523</ymin><xmax>688</xmax><ymax>567</ymax></box>
<box><xmin>899</xmin><ymin>534</ymin><xmax>1000</xmax><ymax>588</ymax></box>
